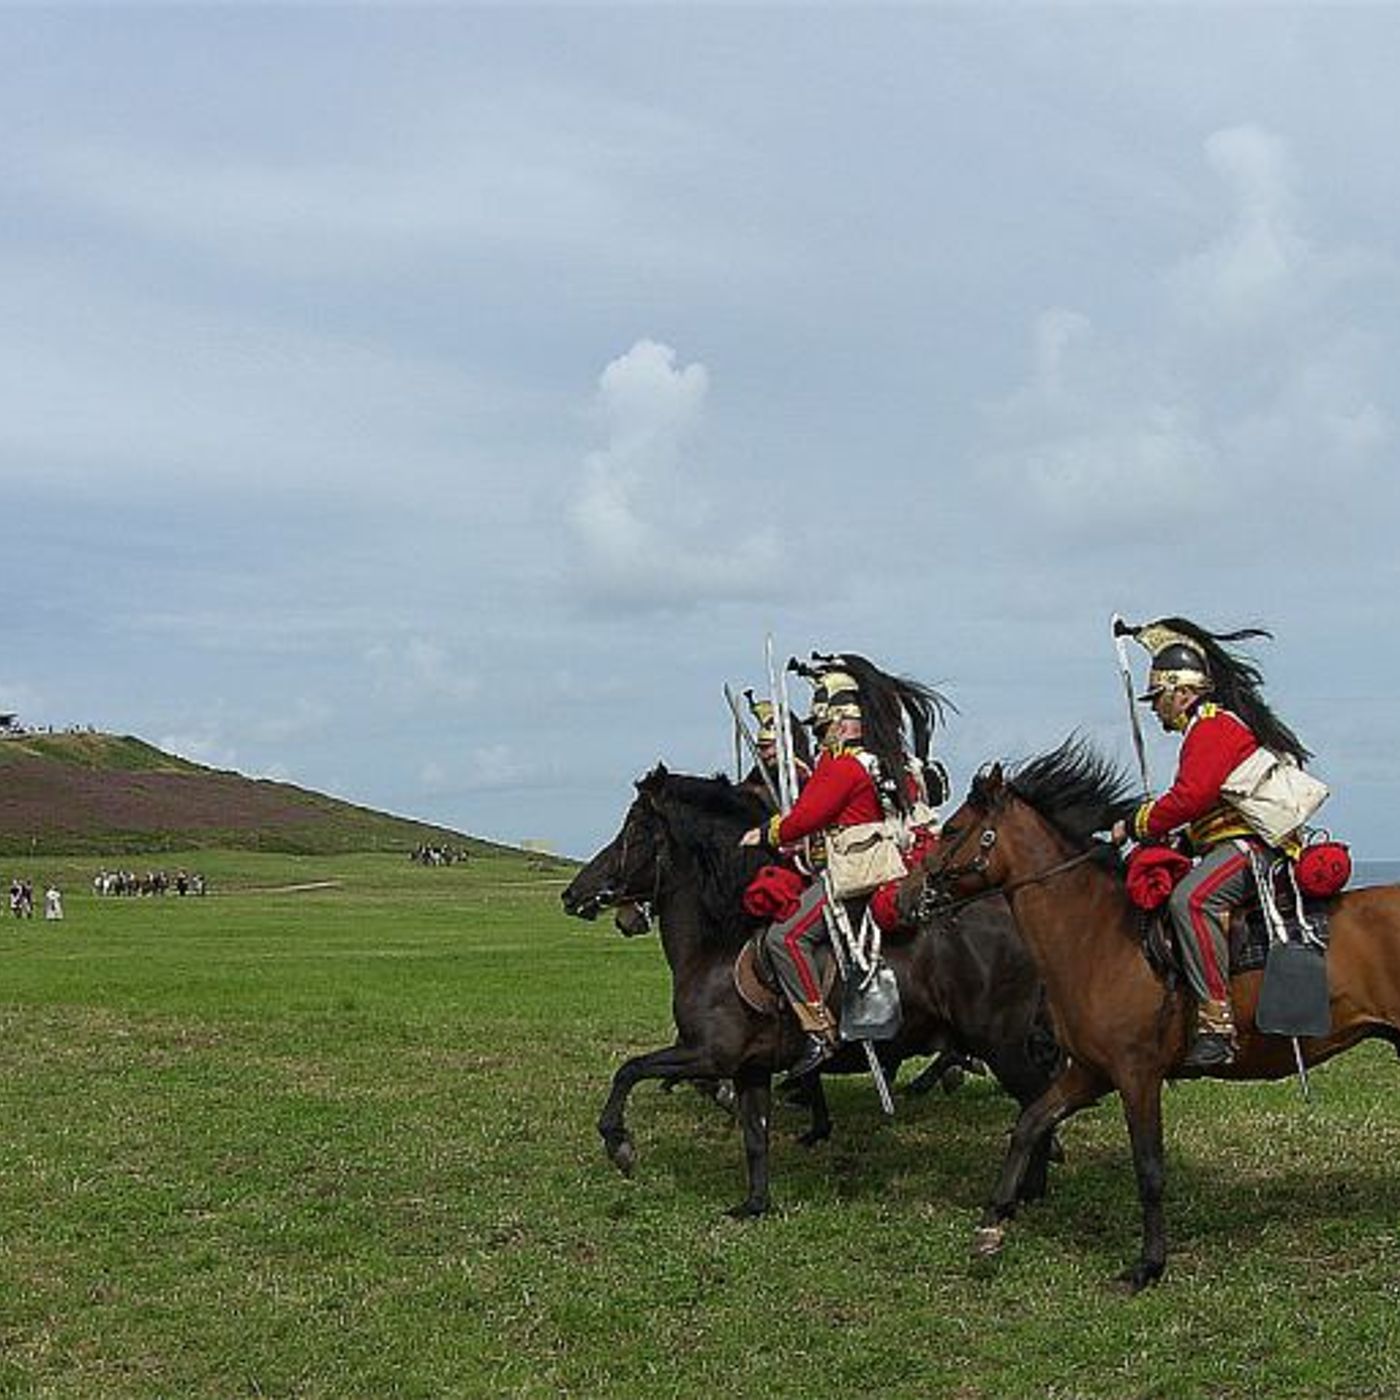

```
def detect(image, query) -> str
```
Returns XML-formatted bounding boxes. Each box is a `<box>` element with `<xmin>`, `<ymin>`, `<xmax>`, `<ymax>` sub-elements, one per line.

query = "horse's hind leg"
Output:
<box><xmin>598</xmin><ymin>1043</ymin><xmax>713</xmax><ymax>1176</ymax></box>
<box><xmin>728</xmin><ymin>1064</ymin><xmax>775</xmax><ymax>1218</ymax></box>
<box><xmin>977</xmin><ymin>1047</ymin><xmax>1061</xmax><ymax>1204</ymax></box>
<box><xmin>906</xmin><ymin>1050</ymin><xmax>984</xmax><ymax>1096</ymax></box>
<box><xmin>975</xmin><ymin>1062</ymin><xmax>1107</xmax><ymax>1255</ymax></box>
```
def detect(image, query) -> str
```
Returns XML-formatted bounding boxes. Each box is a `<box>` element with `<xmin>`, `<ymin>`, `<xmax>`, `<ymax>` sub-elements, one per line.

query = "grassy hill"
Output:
<box><xmin>0</xmin><ymin>731</ymin><xmax>515</xmax><ymax>857</ymax></box>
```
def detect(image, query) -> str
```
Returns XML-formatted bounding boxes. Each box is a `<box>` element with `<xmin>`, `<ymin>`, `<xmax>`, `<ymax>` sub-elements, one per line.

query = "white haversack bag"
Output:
<box><xmin>825</xmin><ymin>819</ymin><xmax>909</xmax><ymax>900</ymax></box>
<box><xmin>1220</xmin><ymin>747</ymin><xmax>1329</xmax><ymax>846</ymax></box>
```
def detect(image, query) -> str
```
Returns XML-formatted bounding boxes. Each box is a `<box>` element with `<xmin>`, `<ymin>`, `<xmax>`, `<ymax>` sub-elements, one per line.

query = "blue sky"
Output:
<box><xmin>4</xmin><ymin>6</ymin><xmax>1399</xmax><ymax>858</ymax></box>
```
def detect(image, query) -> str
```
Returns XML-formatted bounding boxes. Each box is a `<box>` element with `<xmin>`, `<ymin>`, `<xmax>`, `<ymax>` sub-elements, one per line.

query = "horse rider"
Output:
<box><xmin>740</xmin><ymin>654</ymin><xmax>948</xmax><ymax>1077</ymax></box>
<box><xmin>1110</xmin><ymin>618</ymin><xmax>1312</xmax><ymax>1069</ymax></box>
<box><xmin>742</xmin><ymin>690</ymin><xmax>813</xmax><ymax>796</ymax></box>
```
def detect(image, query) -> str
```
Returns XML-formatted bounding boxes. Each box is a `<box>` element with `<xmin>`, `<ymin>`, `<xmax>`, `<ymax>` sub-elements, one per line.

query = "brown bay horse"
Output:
<box><xmin>910</xmin><ymin>736</ymin><xmax>1400</xmax><ymax>1290</ymax></box>
<box><xmin>561</xmin><ymin>764</ymin><xmax>1062</xmax><ymax>1217</ymax></box>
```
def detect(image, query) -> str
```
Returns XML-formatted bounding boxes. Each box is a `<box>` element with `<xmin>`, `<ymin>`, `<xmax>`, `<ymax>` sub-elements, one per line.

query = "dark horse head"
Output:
<box><xmin>561</xmin><ymin>764</ymin><xmax>772</xmax><ymax>941</ymax></box>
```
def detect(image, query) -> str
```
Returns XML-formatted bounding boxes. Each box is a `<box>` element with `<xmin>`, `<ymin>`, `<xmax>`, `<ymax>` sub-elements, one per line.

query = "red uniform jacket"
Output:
<box><xmin>765</xmin><ymin>748</ymin><xmax>882</xmax><ymax>848</ymax></box>
<box><xmin>1133</xmin><ymin>703</ymin><xmax>1258</xmax><ymax>850</ymax></box>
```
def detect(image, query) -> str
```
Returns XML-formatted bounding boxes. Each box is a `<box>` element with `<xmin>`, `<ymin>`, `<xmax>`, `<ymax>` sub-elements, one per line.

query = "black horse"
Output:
<box><xmin>561</xmin><ymin>764</ymin><xmax>1062</xmax><ymax>1216</ymax></box>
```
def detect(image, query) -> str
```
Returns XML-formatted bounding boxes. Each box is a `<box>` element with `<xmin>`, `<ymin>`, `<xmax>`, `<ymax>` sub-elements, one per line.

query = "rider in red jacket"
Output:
<box><xmin>741</xmin><ymin>655</ymin><xmax>950</xmax><ymax>1077</ymax></box>
<box><xmin>1112</xmin><ymin>618</ymin><xmax>1311</xmax><ymax>1069</ymax></box>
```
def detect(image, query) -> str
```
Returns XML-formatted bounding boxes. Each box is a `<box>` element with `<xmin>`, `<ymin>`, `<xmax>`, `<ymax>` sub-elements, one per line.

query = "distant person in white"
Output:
<box><xmin>45</xmin><ymin>885</ymin><xmax>63</xmax><ymax>920</ymax></box>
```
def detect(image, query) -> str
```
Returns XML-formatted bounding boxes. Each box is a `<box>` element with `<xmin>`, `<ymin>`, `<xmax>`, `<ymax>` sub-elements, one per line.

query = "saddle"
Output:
<box><xmin>732</xmin><ymin>936</ymin><xmax>839</xmax><ymax>1016</ymax></box>
<box><xmin>1139</xmin><ymin>856</ymin><xmax>1333</xmax><ymax>983</ymax></box>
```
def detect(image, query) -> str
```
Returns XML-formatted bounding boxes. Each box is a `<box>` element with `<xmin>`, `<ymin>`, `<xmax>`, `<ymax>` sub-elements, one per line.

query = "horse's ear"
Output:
<box><xmin>969</xmin><ymin>761</ymin><xmax>1004</xmax><ymax>807</ymax></box>
<box><xmin>637</xmin><ymin>763</ymin><xmax>667</xmax><ymax>796</ymax></box>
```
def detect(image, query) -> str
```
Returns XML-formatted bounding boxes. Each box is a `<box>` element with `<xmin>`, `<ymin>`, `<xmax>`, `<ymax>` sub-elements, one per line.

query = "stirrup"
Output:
<box><xmin>783</xmin><ymin>1033</ymin><xmax>835</xmax><ymax>1084</ymax></box>
<box><xmin>1181</xmin><ymin>1031</ymin><xmax>1235</xmax><ymax>1070</ymax></box>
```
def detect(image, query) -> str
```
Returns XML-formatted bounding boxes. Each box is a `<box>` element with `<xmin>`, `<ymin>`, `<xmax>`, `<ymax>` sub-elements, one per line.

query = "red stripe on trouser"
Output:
<box><xmin>1186</xmin><ymin>849</ymin><xmax>1248</xmax><ymax>1001</ymax></box>
<box><xmin>782</xmin><ymin>903</ymin><xmax>826</xmax><ymax>1002</ymax></box>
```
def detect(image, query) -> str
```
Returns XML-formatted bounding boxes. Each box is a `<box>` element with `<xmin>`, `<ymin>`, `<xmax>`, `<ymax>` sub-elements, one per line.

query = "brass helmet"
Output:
<box><xmin>744</xmin><ymin>690</ymin><xmax>779</xmax><ymax>745</ymax></box>
<box><xmin>807</xmin><ymin>669</ymin><xmax>862</xmax><ymax>732</ymax></box>
<box><xmin>1138</xmin><ymin>638</ymin><xmax>1212</xmax><ymax>702</ymax></box>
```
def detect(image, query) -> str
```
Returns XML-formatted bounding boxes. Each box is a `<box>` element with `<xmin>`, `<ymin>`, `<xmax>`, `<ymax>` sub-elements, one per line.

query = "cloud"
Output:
<box><xmin>249</xmin><ymin>697</ymin><xmax>335</xmax><ymax>745</ymax></box>
<box><xmin>364</xmin><ymin>637</ymin><xmax>480</xmax><ymax>709</ymax></box>
<box><xmin>976</xmin><ymin>308</ymin><xmax>1218</xmax><ymax>531</ymax></box>
<box><xmin>567</xmin><ymin>340</ymin><xmax>783</xmax><ymax>609</ymax></box>
<box><xmin>1172</xmin><ymin>124</ymin><xmax>1308</xmax><ymax>327</ymax></box>
<box><xmin>976</xmin><ymin>125</ymin><xmax>1397</xmax><ymax>548</ymax></box>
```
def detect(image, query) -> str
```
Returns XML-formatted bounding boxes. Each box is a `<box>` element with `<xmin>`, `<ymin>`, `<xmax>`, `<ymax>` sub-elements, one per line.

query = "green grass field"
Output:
<box><xmin>2</xmin><ymin>851</ymin><xmax>1397</xmax><ymax>1398</ymax></box>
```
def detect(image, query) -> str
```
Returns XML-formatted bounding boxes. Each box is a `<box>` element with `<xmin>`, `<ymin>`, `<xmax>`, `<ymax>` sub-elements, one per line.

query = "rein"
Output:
<box><xmin>917</xmin><ymin>803</ymin><xmax>1107</xmax><ymax>918</ymax></box>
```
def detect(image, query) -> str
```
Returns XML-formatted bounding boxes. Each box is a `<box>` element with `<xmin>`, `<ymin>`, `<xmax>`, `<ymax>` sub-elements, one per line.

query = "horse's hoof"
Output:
<box><xmin>725</xmin><ymin>1198</ymin><xmax>768</xmax><ymax>1220</ymax></box>
<box><xmin>1115</xmin><ymin>1261</ymin><xmax>1164</xmax><ymax>1294</ymax></box>
<box><xmin>971</xmin><ymin>1223</ymin><xmax>1006</xmax><ymax>1258</ymax></box>
<box><xmin>714</xmin><ymin>1082</ymin><xmax>737</xmax><ymax>1114</ymax></box>
<box><xmin>605</xmin><ymin>1137</ymin><xmax>636</xmax><ymax>1177</ymax></box>
<box><xmin>940</xmin><ymin>1066</ymin><xmax>966</xmax><ymax>1095</ymax></box>
<box><xmin>797</xmin><ymin>1127</ymin><xmax>831</xmax><ymax>1149</ymax></box>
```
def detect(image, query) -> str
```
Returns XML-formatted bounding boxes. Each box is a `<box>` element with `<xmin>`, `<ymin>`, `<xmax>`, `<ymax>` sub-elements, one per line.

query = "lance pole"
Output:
<box><xmin>765</xmin><ymin>635</ymin><xmax>797</xmax><ymax>810</ymax></box>
<box><xmin>1112</xmin><ymin>614</ymin><xmax>1152</xmax><ymax>795</ymax></box>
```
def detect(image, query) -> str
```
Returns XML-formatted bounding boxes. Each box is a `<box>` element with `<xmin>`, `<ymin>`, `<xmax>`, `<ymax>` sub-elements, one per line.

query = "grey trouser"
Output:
<box><xmin>761</xmin><ymin>882</ymin><xmax>830</xmax><ymax>1007</ymax></box>
<box><xmin>1167</xmin><ymin>840</ymin><xmax>1256</xmax><ymax>1003</ymax></box>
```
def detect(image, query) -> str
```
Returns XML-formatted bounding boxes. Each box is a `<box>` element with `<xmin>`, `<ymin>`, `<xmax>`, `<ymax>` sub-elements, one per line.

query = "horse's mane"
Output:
<box><xmin>983</xmin><ymin>735</ymin><xmax>1140</xmax><ymax>851</ymax></box>
<box><xmin>646</xmin><ymin>770</ymin><xmax>772</xmax><ymax>947</ymax></box>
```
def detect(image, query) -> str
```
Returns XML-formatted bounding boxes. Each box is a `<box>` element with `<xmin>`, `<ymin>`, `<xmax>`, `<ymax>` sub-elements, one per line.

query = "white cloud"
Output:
<box><xmin>978</xmin><ymin>125</ymin><xmax>1397</xmax><ymax>547</ymax></box>
<box><xmin>568</xmin><ymin>340</ymin><xmax>783</xmax><ymax>609</ymax></box>
<box><xmin>977</xmin><ymin>309</ymin><xmax>1217</xmax><ymax>530</ymax></box>
<box><xmin>365</xmin><ymin>637</ymin><xmax>480</xmax><ymax>709</ymax></box>
<box><xmin>249</xmin><ymin>697</ymin><xmax>335</xmax><ymax>745</ymax></box>
<box><xmin>1177</xmin><ymin>124</ymin><xmax>1307</xmax><ymax>325</ymax></box>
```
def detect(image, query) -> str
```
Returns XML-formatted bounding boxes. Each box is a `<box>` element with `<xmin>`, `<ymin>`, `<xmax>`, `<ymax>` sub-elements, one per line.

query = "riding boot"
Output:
<box><xmin>784</xmin><ymin>1001</ymin><xmax>838</xmax><ymax>1082</ymax></box>
<box><xmin>1182</xmin><ymin>997</ymin><xmax>1237</xmax><ymax>1070</ymax></box>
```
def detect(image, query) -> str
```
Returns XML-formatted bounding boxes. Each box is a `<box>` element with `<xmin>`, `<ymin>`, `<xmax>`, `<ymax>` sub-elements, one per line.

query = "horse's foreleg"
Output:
<box><xmin>727</xmin><ymin>1064</ymin><xmax>774</xmax><ymax>1218</ymax></box>
<box><xmin>797</xmin><ymin>1073</ymin><xmax>832</xmax><ymax>1148</ymax></box>
<box><xmin>975</xmin><ymin>1061</ymin><xmax>1107</xmax><ymax>1254</ymax></box>
<box><xmin>598</xmin><ymin>1043</ymin><xmax>714</xmax><ymax>1176</ymax></box>
<box><xmin>1117</xmin><ymin>1077</ymin><xmax>1167</xmax><ymax>1292</ymax></box>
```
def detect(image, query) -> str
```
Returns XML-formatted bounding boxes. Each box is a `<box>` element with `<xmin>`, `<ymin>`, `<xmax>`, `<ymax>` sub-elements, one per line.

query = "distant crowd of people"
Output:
<box><xmin>7</xmin><ymin>878</ymin><xmax>63</xmax><ymax>920</ymax></box>
<box><xmin>409</xmin><ymin>844</ymin><xmax>470</xmax><ymax>867</ymax></box>
<box><xmin>0</xmin><ymin>719</ymin><xmax>97</xmax><ymax>740</ymax></box>
<box><xmin>93</xmin><ymin>868</ymin><xmax>207</xmax><ymax>897</ymax></box>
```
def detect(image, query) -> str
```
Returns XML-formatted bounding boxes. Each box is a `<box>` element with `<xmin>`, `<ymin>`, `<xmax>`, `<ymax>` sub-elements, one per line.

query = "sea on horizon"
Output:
<box><xmin>1355</xmin><ymin>859</ymin><xmax>1400</xmax><ymax>887</ymax></box>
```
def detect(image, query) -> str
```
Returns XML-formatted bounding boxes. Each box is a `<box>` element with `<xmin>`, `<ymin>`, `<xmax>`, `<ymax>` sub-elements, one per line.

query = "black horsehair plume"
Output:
<box><xmin>1152</xmin><ymin>618</ymin><xmax>1310</xmax><ymax>763</ymax></box>
<box><xmin>805</xmin><ymin>652</ymin><xmax>956</xmax><ymax>815</ymax></box>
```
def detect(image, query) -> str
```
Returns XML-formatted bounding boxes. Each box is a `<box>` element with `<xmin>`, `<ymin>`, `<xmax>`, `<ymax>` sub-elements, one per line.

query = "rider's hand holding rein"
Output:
<box><xmin>1109</xmin><ymin>819</ymin><xmax>1130</xmax><ymax>846</ymax></box>
<box><xmin>739</xmin><ymin>827</ymin><xmax>764</xmax><ymax>848</ymax></box>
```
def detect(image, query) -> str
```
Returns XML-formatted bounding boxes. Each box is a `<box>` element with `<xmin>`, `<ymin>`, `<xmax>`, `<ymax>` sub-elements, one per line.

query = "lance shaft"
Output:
<box><xmin>1112</xmin><ymin>614</ymin><xmax>1152</xmax><ymax>795</ymax></box>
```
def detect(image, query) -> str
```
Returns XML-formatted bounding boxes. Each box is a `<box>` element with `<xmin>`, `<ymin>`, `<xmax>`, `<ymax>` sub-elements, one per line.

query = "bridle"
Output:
<box><xmin>915</xmin><ymin>805</ymin><xmax>1001</xmax><ymax>920</ymax></box>
<box><xmin>916</xmin><ymin>791</ymin><xmax>1107</xmax><ymax>920</ymax></box>
<box><xmin>577</xmin><ymin>807</ymin><xmax>664</xmax><ymax>932</ymax></box>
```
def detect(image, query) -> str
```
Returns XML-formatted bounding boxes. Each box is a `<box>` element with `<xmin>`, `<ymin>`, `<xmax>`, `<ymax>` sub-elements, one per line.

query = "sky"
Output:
<box><xmin>4</xmin><ymin>4</ymin><xmax>1399</xmax><ymax>859</ymax></box>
